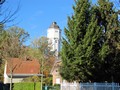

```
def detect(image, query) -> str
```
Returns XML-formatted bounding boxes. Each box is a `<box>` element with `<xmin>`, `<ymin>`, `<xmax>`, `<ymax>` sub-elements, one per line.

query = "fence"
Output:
<box><xmin>0</xmin><ymin>82</ymin><xmax>9</xmax><ymax>90</ymax></box>
<box><xmin>61</xmin><ymin>81</ymin><xmax>80</xmax><ymax>90</ymax></box>
<box><xmin>80</xmin><ymin>82</ymin><xmax>120</xmax><ymax>90</ymax></box>
<box><xmin>61</xmin><ymin>82</ymin><xmax>120</xmax><ymax>90</ymax></box>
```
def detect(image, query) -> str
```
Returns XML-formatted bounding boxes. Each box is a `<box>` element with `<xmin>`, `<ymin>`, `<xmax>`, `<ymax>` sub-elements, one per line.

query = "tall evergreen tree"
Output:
<box><xmin>60</xmin><ymin>0</ymin><xmax>120</xmax><ymax>83</ymax></box>
<box><xmin>75</xmin><ymin>8</ymin><xmax>103</xmax><ymax>82</ymax></box>
<box><xmin>95</xmin><ymin>0</ymin><xmax>120</xmax><ymax>82</ymax></box>
<box><xmin>85</xmin><ymin>0</ymin><xmax>120</xmax><ymax>82</ymax></box>
<box><xmin>60</xmin><ymin>0</ymin><xmax>91</xmax><ymax>82</ymax></box>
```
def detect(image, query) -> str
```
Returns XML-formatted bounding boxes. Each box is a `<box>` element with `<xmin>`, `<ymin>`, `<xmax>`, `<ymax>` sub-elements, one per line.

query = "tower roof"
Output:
<box><xmin>49</xmin><ymin>22</ymin><xmax>60</xmax><ymax>29</ymax></box>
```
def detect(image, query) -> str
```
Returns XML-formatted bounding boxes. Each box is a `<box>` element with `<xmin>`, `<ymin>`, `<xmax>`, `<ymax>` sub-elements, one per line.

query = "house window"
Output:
<box><xmin>56</xmin><ymin>78</ymin><xmax>60</xmax><ymax>84</ymax></box>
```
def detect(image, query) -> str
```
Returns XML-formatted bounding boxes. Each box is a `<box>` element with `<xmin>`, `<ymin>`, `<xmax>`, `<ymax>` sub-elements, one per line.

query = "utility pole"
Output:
<box><xmin>10</xmin><ymin>59</ymin><xmax>13</xmax><ymax>90</ymax></box>
<box><xmin>40</xmin><ymin>57</ymin><xmax>43</xmax><ymax>90</ymax></box>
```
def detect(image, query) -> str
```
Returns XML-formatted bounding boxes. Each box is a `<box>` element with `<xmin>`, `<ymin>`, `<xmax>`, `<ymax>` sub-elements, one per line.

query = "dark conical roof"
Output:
<box><xmin>49</xmin><ymin>22</ymin><xmax>60</xmax><ymax>29</ymax></box>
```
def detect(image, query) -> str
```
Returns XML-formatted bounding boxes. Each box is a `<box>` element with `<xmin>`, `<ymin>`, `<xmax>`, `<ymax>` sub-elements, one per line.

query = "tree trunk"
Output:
<box><xmin>41</xmin><ymin>58</ymin><xmax>43</xmax><ymax>90</ymax></box>
<box><xmin>41</xmin><ymin>75</ymin><xmax>43</xmax><ymax>90</ymax></box>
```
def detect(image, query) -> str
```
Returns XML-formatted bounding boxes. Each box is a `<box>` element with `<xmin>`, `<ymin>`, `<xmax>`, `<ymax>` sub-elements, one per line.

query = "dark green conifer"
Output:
<box><xmin>60</xmin><ymin>0</ymin><xmax>120</xmax><ymax>83</ymax></box>
<box><xmin>96</xmin><ymin>0</ymin><xmax>120</xmax><ymax>82</ymax></box>
<box><xmin>60</xmin><ymin>0</ymin><xmax>91</xmax><ymax>82</ymax></box>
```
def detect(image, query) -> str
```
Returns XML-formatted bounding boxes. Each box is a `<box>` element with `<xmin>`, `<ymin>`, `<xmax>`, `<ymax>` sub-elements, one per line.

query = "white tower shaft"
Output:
<box><xmin>47</xmin><ymin>22</ymin><xmax>61</xmax><ymax>57</ymax></box>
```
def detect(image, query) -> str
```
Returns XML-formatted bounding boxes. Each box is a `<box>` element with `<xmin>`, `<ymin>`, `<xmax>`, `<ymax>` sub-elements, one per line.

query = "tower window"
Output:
<box><xmin>55</xmin><ymin>40</ymin><xmax>57</xmax><ymax>43</ymax></box>
<box><xmin>55</xmin><ymin>30</ymin><xmax>58</xmax><ymax>32</ymax></box>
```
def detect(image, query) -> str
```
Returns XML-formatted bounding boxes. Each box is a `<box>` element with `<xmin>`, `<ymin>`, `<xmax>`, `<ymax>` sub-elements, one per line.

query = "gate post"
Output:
<box><xmin>112</xmin><ymin>82</ymin><xmax>114</xmax><ymax>90</ymax></box>
<box><xmin>80</xmin><ymin>83</ymin><xmax>81</xmax><ymax>90</ymax></box>
<box><xmin>94</xmin><ymin>83</ymin><xmax>96</xmax><ymax>90</ymax></box>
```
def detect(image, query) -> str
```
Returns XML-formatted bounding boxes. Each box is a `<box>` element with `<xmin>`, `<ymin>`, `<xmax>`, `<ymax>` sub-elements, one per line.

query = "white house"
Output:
<box><xmin>4</xmin><ymin>58</ymin><xmax>42</xmax><ymax>84</ymax></box>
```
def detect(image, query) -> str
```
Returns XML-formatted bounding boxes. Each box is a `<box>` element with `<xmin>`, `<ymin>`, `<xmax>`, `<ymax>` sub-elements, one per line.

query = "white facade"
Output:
<box><xmin>4</xmin><ymin>62</ymin><xmax>10</xmax><ymax>84</ymax></box>
<box><xmin>4</xmin><ymin>62</ymin><xmax>23</xmax><ymax>84</ymax></box>
<box><xmin>47</xmin><ymin>22</ymin><xmax>61</xmax><ymax>57</ymax></box>
<box><xmin>4</xmin><ymin>61</ymin><xmax>42</xmax><ymax>84</ymax></box>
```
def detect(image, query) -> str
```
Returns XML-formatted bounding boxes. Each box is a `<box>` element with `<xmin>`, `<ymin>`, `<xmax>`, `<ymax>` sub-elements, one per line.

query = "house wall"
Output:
<box><xmin>53</xmin><ymin>74</ymin><xmax>62</xmax><ymax>85</ymax></box>
<box><xmin>11</xmin><ymin>78</ymin><xmax>23</xmax><ymax>83</ymax></box>
<box><xmin>4</xmin><ymin>62</ymin><xmax>23</xmax><ymax>84</ymax></box>
<box><xmin>4</xmin><ymin>76</ymin><xmax>23</xmax><ymax>84</ymax></box>
<box><xmin>52</xmin><ymin>65</ymin><xmax>62</xmax><ymax>85</ymax></box>
<box><xmin>4</xmin><ymin>62</ymin><xmax>9</xmax><ymax>84</ymax></box>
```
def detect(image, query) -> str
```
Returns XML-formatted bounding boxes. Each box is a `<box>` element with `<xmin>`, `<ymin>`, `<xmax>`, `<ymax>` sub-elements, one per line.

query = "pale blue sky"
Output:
<box><xmin>2</xmin><ymin>0</ymin><xmax>118</xmax><ymax>45</ymax></box>
<box><xmin>3</xmin><ymin>0</ymin><xmax>76</xmax><ymax>45</ymax></box>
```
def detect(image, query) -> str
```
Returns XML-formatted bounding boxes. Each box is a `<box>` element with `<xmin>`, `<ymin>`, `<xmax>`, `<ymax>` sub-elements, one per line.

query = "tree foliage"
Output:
<box><xmin>28</xmin><ymin>37</ymin><xmax>55</xmax><ymax>87</ymax></box>
<box><xmin>60</xmin><ymin>0</ymin><xmax>120</xmax><ymax>83</ymax></box>
<box><xmin>60</xmin><ymin>0</ymin><xmax>91</xmax><ymax>82</ymax></box>
<box><xmin>0</xmin><ymin>0</ymin><xmax>20</xmax><ymax>83</ymax></box>
<box><xmin>30</xmin><ymin>37</ymin><xmax>55</xmax><ymax>75</ymax></box>
<box><xmin>0</xmin><ymin>26</ymin><xmax>29</xmax><ymax>82</ymax></box>
<box><xmin>1</xmin><ymin>26</ymin><xmax>29</xmax><ymax>58</ymax></box>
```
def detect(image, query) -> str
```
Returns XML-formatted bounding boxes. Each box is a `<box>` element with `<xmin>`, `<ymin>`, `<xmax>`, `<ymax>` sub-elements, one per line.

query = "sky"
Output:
<box><xmin>2</xmin><ymin>0</ymin><xmax>118</xmax><ymax>45</ymax></box>
<box><xmin>2</xmin><ymin>0</ymin><xmax>76</xmax><ymax>45</ymax></box>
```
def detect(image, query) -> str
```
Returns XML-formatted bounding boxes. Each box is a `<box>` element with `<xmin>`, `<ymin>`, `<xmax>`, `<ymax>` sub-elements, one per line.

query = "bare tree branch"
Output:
<box><xmin>0</xmin><ymin>0</ymin><xmax>21</xmax><ymax>25</ymax></box>
<box><xmin>0</xmin><ymin>4</ymin><xmax>20</xmax><ymax>24</ymax></box>
<box><xmin>0</xmin><ymin>0</ymin><xmax>5</xmax><ymax>5</ymax></box>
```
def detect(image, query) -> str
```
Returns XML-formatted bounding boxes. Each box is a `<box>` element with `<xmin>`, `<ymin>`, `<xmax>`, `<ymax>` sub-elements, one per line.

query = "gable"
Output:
<box><xmin>51</xmin><ymin>60</ymin><xmax>61</xmax><ymax>75</ymax></box>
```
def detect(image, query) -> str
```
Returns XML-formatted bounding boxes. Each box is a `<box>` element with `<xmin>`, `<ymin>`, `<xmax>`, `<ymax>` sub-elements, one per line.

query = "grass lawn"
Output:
<box><xmin>13</xmin><ymin>82</ymin><xmax>41</xmax><ymax>90</ymax></box>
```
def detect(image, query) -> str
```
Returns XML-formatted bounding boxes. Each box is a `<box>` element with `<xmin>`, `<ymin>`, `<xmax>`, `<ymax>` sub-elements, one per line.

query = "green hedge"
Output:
<box><xmin>13</xmin><ymin>82</ymin><xmax>41</xmax><ymax>90</ymax></box>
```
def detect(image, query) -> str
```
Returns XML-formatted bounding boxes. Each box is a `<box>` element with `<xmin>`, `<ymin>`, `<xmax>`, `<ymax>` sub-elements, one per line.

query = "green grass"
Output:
<box><xmin>13</xmin><ymin>82</ymin><xmax>41</xmax><ymax>90</ymax></box>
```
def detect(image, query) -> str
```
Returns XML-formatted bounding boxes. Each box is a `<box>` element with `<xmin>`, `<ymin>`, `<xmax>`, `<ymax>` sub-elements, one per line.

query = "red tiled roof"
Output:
<box><xmin>6</xmin><ymin>58</ymin><xmax>40</xmax><ymax>74</ymax></box>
